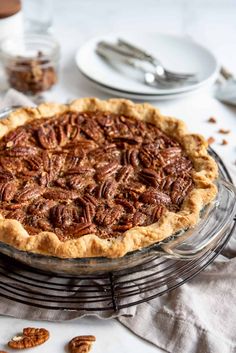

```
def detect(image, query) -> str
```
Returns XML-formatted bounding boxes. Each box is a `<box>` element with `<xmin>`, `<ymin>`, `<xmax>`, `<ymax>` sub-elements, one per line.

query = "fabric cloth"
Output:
<box><xmin>0</xmin><ymin>89</ymin><xmax>236</xmax><ymax>353</ymax></box>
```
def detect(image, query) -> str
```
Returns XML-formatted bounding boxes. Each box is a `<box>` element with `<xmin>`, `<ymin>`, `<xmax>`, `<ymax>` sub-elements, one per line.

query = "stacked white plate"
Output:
<box><xmin>75</xmin><ymin>32</ymin><xmax>219</xmax><ymax>100</ymax></box>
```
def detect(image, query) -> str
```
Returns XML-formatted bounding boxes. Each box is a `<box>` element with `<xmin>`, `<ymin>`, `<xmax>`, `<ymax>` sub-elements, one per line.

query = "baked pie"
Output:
<box><xmin>0</xmin><ymin>98</ymin><xmax>217</xmax><ymax>258</ymax></box>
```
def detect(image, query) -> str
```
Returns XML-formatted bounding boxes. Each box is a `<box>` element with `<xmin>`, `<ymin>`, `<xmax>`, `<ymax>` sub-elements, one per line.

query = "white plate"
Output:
<box><xmin>80</xmin><ymin>70</ymin><xmax>210</xmax><ymax>101</ymax></box>
<box><xmin>75</xmin><ymin>32</ymin><xmax>219</xmax><ymax>96</ymax></box>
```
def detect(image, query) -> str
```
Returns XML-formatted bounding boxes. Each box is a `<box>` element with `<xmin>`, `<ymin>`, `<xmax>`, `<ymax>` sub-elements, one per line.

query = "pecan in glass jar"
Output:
<box><xmin>1</xmin><ymin>34</ymin><xmax>60</xmax><ymax>95</ymax></box>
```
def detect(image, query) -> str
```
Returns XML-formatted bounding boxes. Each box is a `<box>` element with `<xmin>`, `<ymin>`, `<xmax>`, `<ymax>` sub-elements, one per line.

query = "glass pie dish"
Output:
<box><xmin>0</xmin><ymin>107</ymin><xmax>235</xmax><ymax>274</ymax></box>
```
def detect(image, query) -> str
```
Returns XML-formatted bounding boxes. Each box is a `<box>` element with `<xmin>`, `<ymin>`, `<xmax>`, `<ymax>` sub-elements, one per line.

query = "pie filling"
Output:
<box><xmin>0</xmin><ymin>111</ymin><xmax>194</xmax><ymax>241</ymax></box>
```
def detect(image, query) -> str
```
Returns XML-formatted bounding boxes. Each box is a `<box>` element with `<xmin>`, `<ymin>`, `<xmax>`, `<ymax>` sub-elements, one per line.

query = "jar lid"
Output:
<box><xmin>0</xmin><ymin>0</ymin><xmax>21</xmax><ymax>19</ymax></box>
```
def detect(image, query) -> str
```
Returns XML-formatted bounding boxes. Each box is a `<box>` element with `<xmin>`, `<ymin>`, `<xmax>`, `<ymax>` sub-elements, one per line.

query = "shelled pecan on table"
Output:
<box><xmin>8</xmin><ymin>327</ymin><xmax>49</xmax><ymax>349</ymax></box>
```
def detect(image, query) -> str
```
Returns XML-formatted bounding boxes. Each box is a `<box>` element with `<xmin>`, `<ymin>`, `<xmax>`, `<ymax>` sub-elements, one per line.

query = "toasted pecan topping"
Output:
<box><xmin>8</xmin><ymin>327</ymin><xmax>49</xmax><ymax>349</ymax></box>
<box><xmin>0</xmin><ymin>111</ymin><xmax>194</xmax><ymax>240</ymax></box>
<box><xmin>69</xmin><ymin>336</ymin><xmax>96</xmax><ymax>353</ymax></box>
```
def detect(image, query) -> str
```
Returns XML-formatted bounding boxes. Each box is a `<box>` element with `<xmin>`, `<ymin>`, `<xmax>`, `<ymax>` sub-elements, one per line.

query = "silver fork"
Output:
<box><xmin>96</xmin><ymin>42</ymin><xmax>186</xmax><ymax>88</ymax></box>
<box><xmin>117</xmin><ymin>38</ymin><xmax>196</xmax><ymax>81</ymax></box>
<box><xmin>96</xmin><ymin>41</ymin><xmax>194</xmax><ymax>88</ymax></box>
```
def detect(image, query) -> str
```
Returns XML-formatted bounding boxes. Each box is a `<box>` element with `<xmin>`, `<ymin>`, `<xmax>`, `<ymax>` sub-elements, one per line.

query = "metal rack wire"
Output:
<box><xmin>0</xmin><ymin>148</ymin><xmax>235</xmax><ymax>313</ymax></box>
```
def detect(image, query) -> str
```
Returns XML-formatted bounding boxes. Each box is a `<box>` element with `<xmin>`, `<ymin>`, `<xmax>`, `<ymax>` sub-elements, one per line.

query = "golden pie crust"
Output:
<box><xmin>0</xmin><ymin>98</ymin><xmax>218</xmax><ymax>258</ymax></box>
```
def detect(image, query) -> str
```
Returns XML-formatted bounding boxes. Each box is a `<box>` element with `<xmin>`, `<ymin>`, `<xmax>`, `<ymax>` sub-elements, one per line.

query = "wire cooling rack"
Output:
<box><xmin>0</xmin><ymin>148</ymin><xmax>235</xmax><ymax>313</ymax></box>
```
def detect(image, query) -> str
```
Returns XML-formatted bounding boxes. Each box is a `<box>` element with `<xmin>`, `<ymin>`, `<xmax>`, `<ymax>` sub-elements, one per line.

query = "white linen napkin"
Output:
<box><xmin>0</xmin><ymin>89</ymin><xmax>236</xmax><ymax>353</ymax></box>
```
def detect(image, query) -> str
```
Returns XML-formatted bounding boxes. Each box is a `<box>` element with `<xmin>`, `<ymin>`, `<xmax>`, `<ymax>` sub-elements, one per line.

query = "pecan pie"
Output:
<box><xmin>0</xmin><ymin>98</ymin><xmax>217</xmax><ymax>258</ymax></box>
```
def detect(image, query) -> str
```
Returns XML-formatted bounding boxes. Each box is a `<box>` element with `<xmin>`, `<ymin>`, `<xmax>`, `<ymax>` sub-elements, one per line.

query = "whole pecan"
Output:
<box><xmin>4</xmin><ymin>128</ymin><xmax>28</xmax><ymax>147</ymax></box>
<box><xmin>8</xmin><ymin>327</ymin><xmax>49</xmax><ymax>349</ymax></box>
<box><xmin>0</xmin><ymin>171</ymin><xmax>14</xmax><ymax>183</ymax></box>
<box><xmin>111</xmin><ymin>135</ymin><xmax>141</xmax><ymax>145</ymax></box>
<box><xmin>67</xmin><ymin>175</ymin><xmax>87</xmax><ymax>190</ymax></box>
<box><xmin>116</xmin><ymin>165</ymin><xmax>133</xmax><ymax>183</ymax></box>
<box><xmin>95</xmin><ymin>161</ymin><xmax>119</xmax><ymax>181</ymax></box>
<box><xmin>69</xmin><ymin>335</ymin><xmax>96</xmax><ymax>353</ymax></box>
<box><xmin>0</xmin><ymin>181</ymin><xmax>17</xmax><ymax>202</ymax></box>
<box><xmin>6</xmin><ymin>209</ymin><xmax>25</xmax><ymax>222</ymax></box>
<box><xmin>37</xmin><ymin>125</ymin><xmax>58</xmax><ymax>149</ymax></box>
<box><xmin>96</xmin><ymin>113</ymin><xmax>113</xmax><ymax>127</ymax></box>
<box><xmin>150</xmin><ymin>205</ymin><xmax>166</xmax><ymax>222</ymax></box>
<box><xmin>139</xmin><ymin>168</ymin><xmax>160</xmax><ymax>187</ymax></box>
<box><xmin>140</xmin><ymin>189</ymin><xmax>171</xmax><ymax>205</ymax></box>
<box><xmin>122</xmin><ymin>148</ymin><xmax>139</xmax><ymax>167</ymax></box>
<box><xmin>81</xmin><ymin>119</ymin><xmax>103</xmax><ymax>141</ymax></box>
<box><xmin>76</xmin><ymin>194</ymin><xmax>98</xmax><ymax>207</ymax></box>
<box><xmin>43</xmin><ymin>188</ymin><xmax>77</xmax><ymax>201</ymax></box>
<box><xmin>27</xmin><ymin>199</ymin><xmax>55</xmax><ymax>215</ymax></box>
<box><xmin>171</xmin><ymin>177</ymin><xmax>193</xmax><ymax>205</ymax></box>
<box><xmin>55</xmin><ymin>124</ymin><xmax>68</xmax><ymax>146</ymax></box>
<box><xmin>139</xmin><ymin>143</ymin><xmax>159</xmax><ymax>167</ymax></box>
<box><xmin>24</xmin><ymin>155</ymin><xmax>43</xmax><ymax>171</ymax></box>
<box><xmin>97</xmin><ymin>180</ymin><xmax>117</xmax><ymax>199</ymax></box>
<box><xmin>50</xmin><ymin>204</ymin><xmax>75</xmax><ymax>227</ymax></box>
<box><xmin>66</xmin><ymin>124</ymin><xmax>80</xmax><ymax>141</ymax></box>
<box><xmin>65</xmin><ymin>222</ymin><xmax>95</xmax><ymax>237</ymax></box>
<box><xmin>3</xmin><ymin>146</ymin><xmax>38</xmax><ymax>157</ymax></box>
<box><xmin>65</xmin><ymin>155</ymin><xmax>83</xmax><ymax>170</ymax></box>
<box><xmin>115</xmin><ymin>198</ymin><xmax>135</xmax><ymax>213</ymax></box>
<box><xmin>16</xmin><ymin>186</ymin><xmax>43</xmax><ymax>202</ymax></box>
<box><xmin>159</xmin><ymin>147</ymin><xmax>182</xmax><ymax>161</ymax></box>
<box><xmin>132</xmin><ymin>211</ymin><xmax>147</xmax><ymax>226</ymax></box>
<box><xmin>164</xmin><ymin>157</ymin><xmax>192</xmax><ymax>175</ymax></box>
<box><xmin>112</xmin><ymin>223</ymin><xmax>133</xmax><ymax>232</ymax></box>
<box><xmin>82</xmin><ymin>202</ymin><xmax>96</xmax><ymax>223</ymax></box>
<box><xmin>95</xmin><ymin>205</ymin><xmax>123</xmax><ymax>226</ymax></box>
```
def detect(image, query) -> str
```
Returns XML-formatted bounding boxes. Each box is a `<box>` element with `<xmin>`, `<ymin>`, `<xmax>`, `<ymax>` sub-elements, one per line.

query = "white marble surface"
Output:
<box><xmin>0</xmin><ymin>1</ymin><xmax>236</xmax><ymax>352</ymax></box>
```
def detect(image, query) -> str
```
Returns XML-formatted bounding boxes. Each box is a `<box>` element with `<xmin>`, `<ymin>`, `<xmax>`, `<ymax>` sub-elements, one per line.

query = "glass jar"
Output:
<box><xmin>0</xmin><ymin>34</ymin><xmax>60</xmax><ymax>95</ymax></box>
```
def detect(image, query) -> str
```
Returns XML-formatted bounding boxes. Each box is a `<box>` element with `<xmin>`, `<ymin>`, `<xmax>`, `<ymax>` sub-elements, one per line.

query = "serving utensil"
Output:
<box><xmin>117</xmin><ymin>38</ymin><xmax>196</xmax><ymax>81</ymax></box>
<box><xmin>96</xmin><ymin>41</ymin><xmax>192</xmax><ymax>88</ymax></box>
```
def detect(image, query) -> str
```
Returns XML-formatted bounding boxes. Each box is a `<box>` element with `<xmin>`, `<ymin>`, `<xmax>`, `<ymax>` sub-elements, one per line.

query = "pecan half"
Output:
<box><xmin>122</xmin><ymin>148</ymin><xmax>139</xmax><ymax>167</ymax></box>
<box><xmin>69</xmin><ymin>335</ymin><xmax>96</xmax><ymax>353</ymax></box>
<box><xmin>15</xmin><ymin>186</ymin><xmax>43</xmax><ymax>202</ymax></box>
<box><xmin>6</xmin><ymin>209</ymin><xmax>25</xmax><ymax>222</ymax></box>
<box><xmin>140</xmin><ymin>189</ymin><xmax>171</xmax><ymax>205</ymax></box>
<box><xmin>27</xmin><ymin>199</ymin><xmax>55</xmax><ymax>215</ymax></box>
<box><xmin>50</xmin><ymin>204</ymin><xmax>75</xmax><ymax>227</ymax></box>
<box><xmin>95</xmin><ymin>161</ymin><xmax>119</xmax><ymax>181</ymax></box>
<box><xmin>0</xmin><ymin>181</ymin><xmax>17</xmax><ymax>202</ymax></box>
<box><xmin>116</xmin><ymin>165</ymin><xmax>133</xmax><ymax>183</ymax></box>
<box><xmin>94</xmin><ymin>205</ymin><xmax>123</xmax><ymax>226</ymax></box>
<box><xmin>37</xmin><ymin>125</ymin><xmax>58</xmax><ymax>149</ymax></box>
<box><xmin>97</xmin><ymin>180</ymin><xmax>117</xmax><ymax>199</ymax></box>
<box><xmin>5</xmin><ymin>128</ymin><xmax>28</xmax><ymax>147</ymax></box>
<box><xmin>8</xmin><ymin>327</ymin><xmax>49</xmax><ymax>349</ymax></box>
<box><xmin>65</xmin><ymin>222</ymin><xmax>95</xmax><ymax>238</ymax></box>
<box><xmin>3</xmin><ymin>146</ymin><xmax>38</xmax><ymax>157</ymax></box>
<box><xmin>171</xmin><ymin>177</ymin><xmax>193</xmax><ymax>205</ymax></box>
<box><xmin>164</xmin><ymin>157</ymin><xmax>192</xmax><ymax>175</ymax></box>
<box><xmin>0</xmin><ymin>171</ymin><xmax>14</xmax><ymax>183</ymax></box>
<box><xmin>43</xmin><ymin>188</ymin><xmax>77</xmax><ymax>201</ymax></box>
<box><xmin>139</xmin><ymin>168</ymin><xmax>160</xmax><ymax>187</ymax></box>
<box><xmin>67</xmin><ymin>175</ymin><xmax>86</xmax><ymax>190</ymax></box>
